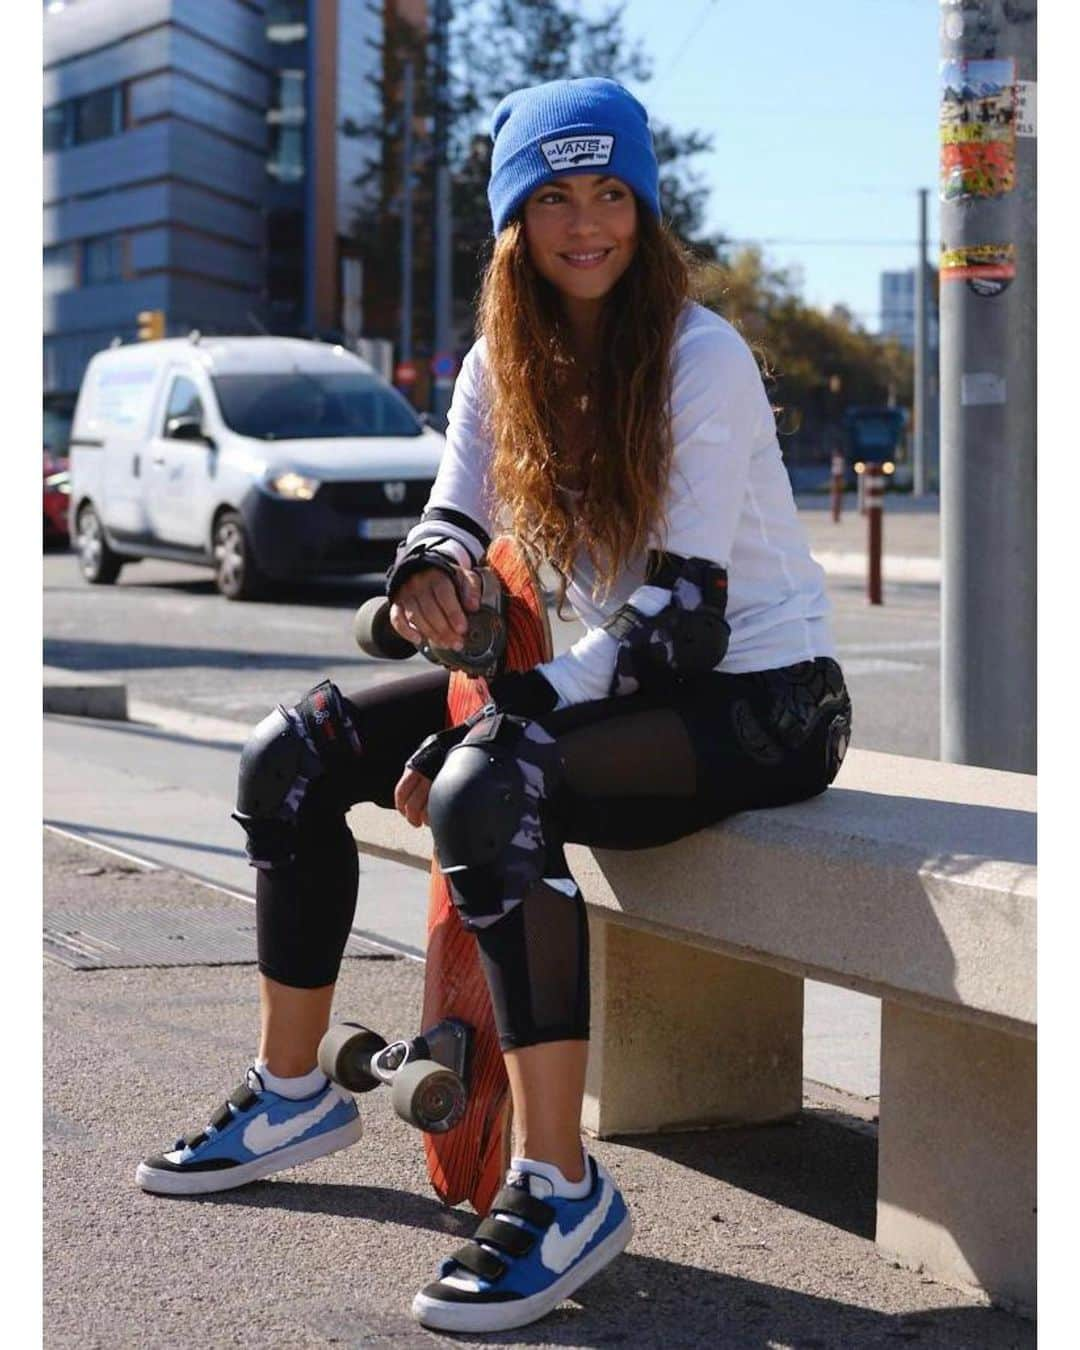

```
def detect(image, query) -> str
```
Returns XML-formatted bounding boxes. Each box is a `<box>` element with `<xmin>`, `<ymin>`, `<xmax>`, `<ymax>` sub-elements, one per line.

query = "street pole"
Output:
<box><xmin>399</xmin><ymin>60</ymin><xmax>415</xmax><ymax>389</ymax></box>
<box><xmin>940</xmin><ymin>0</ymin><xmax>1036</xmax><ymax>773</ymax></box>
<box><xmin>431</xmin><ymin>0</ymin><xmax>454</xmax><ymax>428</ymax></box>
<box><xmin>913</xmin><ymin>188</ymin><xmax>929</xmax><ymax>498</ymax></box>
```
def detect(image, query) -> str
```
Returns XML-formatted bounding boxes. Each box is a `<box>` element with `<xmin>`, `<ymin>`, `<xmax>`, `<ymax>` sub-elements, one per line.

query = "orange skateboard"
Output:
<box><xmin>320</xmin><ymin>536</ymin><xmax>552</xmax><ymax>1215</ymax></box>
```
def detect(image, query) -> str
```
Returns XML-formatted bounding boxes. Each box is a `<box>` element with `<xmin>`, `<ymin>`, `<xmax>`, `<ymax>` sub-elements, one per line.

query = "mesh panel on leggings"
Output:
<box><xmin>475</xmin><ymin>877</ymin><xmax>589</xmax><ymax>1048</ymax></box>
<box><xmin>556</xmin><ymin>706</ymin><xmax>697</xmax><ymax>798</ymax></box>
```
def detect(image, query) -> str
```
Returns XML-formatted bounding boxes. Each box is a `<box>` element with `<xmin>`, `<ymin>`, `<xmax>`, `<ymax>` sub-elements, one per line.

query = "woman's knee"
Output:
<box><xmin>427</xmin><ymin>711</ymin><xmax>563</xmax><ymax>929</ymax></box>
<box><xmin>233</xmin><ymin>680</ymin><xmax>361</xmax><ymax>869</ymax></box>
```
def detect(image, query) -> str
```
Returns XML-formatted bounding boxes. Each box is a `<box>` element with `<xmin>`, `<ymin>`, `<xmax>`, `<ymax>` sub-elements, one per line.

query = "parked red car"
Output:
<box><xmin>43</xmin><ymin>451</ymin><xmax>71</xmax><ymax>547</ymax></box>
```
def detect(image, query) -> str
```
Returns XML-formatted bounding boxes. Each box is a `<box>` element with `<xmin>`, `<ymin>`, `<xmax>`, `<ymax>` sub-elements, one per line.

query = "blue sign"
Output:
<box><xmin>431</xmin><ymin>352</ymin><xmax>456</xmax><ymax>379</ymax></box>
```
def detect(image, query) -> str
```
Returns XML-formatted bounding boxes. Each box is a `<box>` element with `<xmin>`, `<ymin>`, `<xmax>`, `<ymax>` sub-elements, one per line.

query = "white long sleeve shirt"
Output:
<box><xmin>400</xmin><ymin>302</ymin><xmax>836</xmax><ymax>707</ymax></box>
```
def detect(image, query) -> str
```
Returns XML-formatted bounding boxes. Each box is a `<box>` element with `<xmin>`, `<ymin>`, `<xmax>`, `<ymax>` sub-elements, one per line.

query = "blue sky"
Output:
<box><xmin>581</xmin><ymin>0</ymin><xmax>941</xmax><ymax>332</ymax></box>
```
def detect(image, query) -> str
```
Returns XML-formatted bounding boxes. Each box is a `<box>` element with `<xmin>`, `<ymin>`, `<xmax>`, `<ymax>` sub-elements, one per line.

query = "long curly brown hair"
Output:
<box><xmin>476</xmin><ymin>209</ymin><xmax>691</xmax><ymax>608</ymax></box>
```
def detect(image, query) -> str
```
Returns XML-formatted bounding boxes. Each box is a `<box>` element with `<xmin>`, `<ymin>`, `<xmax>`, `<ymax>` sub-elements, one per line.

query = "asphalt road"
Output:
<box><xmin>43</xmin><ymin>508</ymin><xmax>941</xmax><ymax>763</ymax></box>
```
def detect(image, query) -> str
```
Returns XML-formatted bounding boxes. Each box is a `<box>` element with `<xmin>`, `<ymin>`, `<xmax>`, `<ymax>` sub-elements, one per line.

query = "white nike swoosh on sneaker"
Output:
<box><xmin>539</xmin><ymin>1175</ymin><xmax>615</xmax><ymax>1275</ymax></box>
<box><xmin>241</xmin><ymin>1090</ymin><xmax>340</xmax><ymax>1155</ymax></box>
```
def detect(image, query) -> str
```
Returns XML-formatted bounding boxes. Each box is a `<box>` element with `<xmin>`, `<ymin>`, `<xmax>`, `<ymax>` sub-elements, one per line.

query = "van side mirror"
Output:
<box><xmin>166</xmin><ymin>415</ymin><xmax>214</xmax><ymax>447</ymax></box>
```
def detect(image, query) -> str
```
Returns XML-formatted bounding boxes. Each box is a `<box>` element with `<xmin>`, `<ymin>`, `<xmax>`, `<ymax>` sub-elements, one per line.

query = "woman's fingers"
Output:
<box><xmin>459</xmin><ymin>568</ymin><xmax>482</xmax><ymax>612</ymax></box>
<box><xmin>389</xmin><ymin>602</ymin><xmax>423</xmax><ymax>645</ymax></box>
<box><xmin>395</xmin><ymin>768</ymin><xmax>431</xmax><ymax>827</ymax></box>
<box><xmin>393</xmin><ymin>570</ymin><xmax>470</xmax><ymax>650</ymax></box>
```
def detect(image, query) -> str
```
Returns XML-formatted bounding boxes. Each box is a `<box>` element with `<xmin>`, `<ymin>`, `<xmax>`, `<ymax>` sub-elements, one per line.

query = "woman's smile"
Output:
<box><xmin>557</xmin><ymin>248</ymin><xmax>615</xmax><ymax>269</ymax></box>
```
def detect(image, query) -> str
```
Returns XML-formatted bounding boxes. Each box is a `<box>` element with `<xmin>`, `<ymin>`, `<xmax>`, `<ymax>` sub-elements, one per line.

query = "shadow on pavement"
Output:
<box><xmin>114</xmin><ymin>574</ymin><xmax>387</xmax><ymax>609</ymax></box>
<box><xmin>616</xmin><ymin>1116</ymin><xmax>877</xmax><ymax>1240</ymax></box>
<box><xmin>44</xmin><ymin>637</ymin><xmax>363</xmax><ymax>672</ymax></box>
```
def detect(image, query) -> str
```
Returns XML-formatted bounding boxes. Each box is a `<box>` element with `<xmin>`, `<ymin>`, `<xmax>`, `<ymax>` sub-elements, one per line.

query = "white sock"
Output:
<box><xmin>254</xmin><ymin>1059</ymin><xmax>327</xmax><ymax>1100</ymax></box>
<box><xmin>511</xmin><ymin>1149</ymin><xmax>591</xmax><ymax>1200</ymax></box>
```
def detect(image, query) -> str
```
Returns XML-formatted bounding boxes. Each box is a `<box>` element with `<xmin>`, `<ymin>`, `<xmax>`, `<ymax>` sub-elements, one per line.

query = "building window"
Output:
<box><xmin>269</xmin><ymin>69</ymin><xmax>306</xmax><ymax>124</ymax></box>
<box><xmin>43</xmin><ymin>243</ymin><xmax>78</xmax><ymax>295</ymax></box>
<box><xmin>268</xmin><ymin>125</ymin><xmax>305</xmax><ymax>183</ymax></box>
<box><xmin>43</xmin><ymin>85</ymin><xmax>125</xmax><ymax>152</ymax></box>
<box><xmin>267</xmin><ymin>0</ymin><xmax>307</xmax><ymax>44</ymax></box>
<box><xmin>83</xmin><ymin>235</ymin><xmax>127</xmax><ymax>286</ymax></box>
<box><xmin>43</xmin><ymin>102</ymin><xmax>73</xmax><ymax>152</ymax></box>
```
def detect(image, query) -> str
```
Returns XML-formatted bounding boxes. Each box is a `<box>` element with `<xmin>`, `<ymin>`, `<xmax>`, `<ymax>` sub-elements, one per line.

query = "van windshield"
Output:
<box><xmin>211</xmin><ymin>371</ymin><xmax>423</xmax><ymax>440</ymax></box>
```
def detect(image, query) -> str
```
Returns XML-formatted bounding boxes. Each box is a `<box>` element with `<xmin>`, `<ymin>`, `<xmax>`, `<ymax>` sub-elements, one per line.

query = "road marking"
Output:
<box><xmin>836</xmin><ymin>640</ymin><xmax>940</xmax><ymax>655</ymax></box>
<box><xmin>839</xmin><ymin>658</ymin><xmax>922</xmax><ymax>676</ymax></box>
<box><xmin>43</xmin><ymin>823</ymin><xmax>163</xmax><ymax>871</ymax></box>
<box><xmin>42</xmin><ymin>822</ymin><xmax>423</xmax><ymax>963</ymax></box>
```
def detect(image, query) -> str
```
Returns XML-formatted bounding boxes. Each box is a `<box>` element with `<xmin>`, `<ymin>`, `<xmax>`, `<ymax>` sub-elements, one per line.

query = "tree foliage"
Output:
<box><xmin>693</xmin><ymin>248</ymin><xmax>914</xmax><ymax>453</ymax></box>
<box><xmin>344</xmin><ymin>0</ymin><xmax>908</xmax><ymax>440</ymax></box>
<box><xmin>345</xmin><ymin>0</ymin><xmax>724</xmax><ymax>350</ymax></box>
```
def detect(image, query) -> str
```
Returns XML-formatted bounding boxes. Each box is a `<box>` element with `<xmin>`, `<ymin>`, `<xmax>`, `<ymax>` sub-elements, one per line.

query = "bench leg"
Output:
<box><xmin>582</xmin><ymin>918</ymin><xmax>803</xmax><ymax>1137</ymax></box>
<box><xmin>876</xmin><ymin>1002</ymin><xmax>1036</xmax><ymax>1314</ymax></box>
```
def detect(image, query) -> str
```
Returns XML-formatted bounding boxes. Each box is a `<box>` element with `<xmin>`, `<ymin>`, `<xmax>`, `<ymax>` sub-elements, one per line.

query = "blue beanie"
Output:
<box><xmin>487</xmin><ymin>77</ymin><xmax>661</xmax><ymax>235</ymax></box>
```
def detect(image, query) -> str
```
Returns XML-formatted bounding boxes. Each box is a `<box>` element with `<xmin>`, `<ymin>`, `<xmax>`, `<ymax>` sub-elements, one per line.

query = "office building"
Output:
<box><xmin>880</xmin><ymin>267</ymin><xmax>939</xmax><ymax>352</ymax></box>
<box><xmin>43</xmin><ymin>0</ymin><xmax>391</xmax><ymax>442</ymax></box>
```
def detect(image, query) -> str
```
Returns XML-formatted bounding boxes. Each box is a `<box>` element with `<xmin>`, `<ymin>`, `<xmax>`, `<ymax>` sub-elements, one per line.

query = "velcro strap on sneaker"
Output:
<box><xmin>229</xmin><ymin>1083</ymin><xmax>259</xmax><ymax>1112</ymax></box>
<box><xmin>183</xmin><ymin>1129</ymin><xmax>208</xmax><ymax>1150</ymax></box>
<box><xmin>472</xmin><ymin>1217</ymin><xmax>537</xmax><ymax>1258</ymax></box>
<box><xmin>490</xmin><ymin>1186</ymin><xmax>556</xmax><ymax>1230</ymax></box>
<box><xmin>209</xmin><ymin>1103</ymin><xmax>233</xmax><ymax>1132</ymax></box>
<box><xmin>450</xmin><ymin>1242</ymin><xmax>507</xmax><ymax>1281</ymax></box>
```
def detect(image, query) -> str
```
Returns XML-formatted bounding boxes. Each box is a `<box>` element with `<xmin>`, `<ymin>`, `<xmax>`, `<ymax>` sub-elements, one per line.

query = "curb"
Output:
<box><xmin>814</xmin><ymin>551</ymin><xmax>941</xmax><ymax>584</ymax></box>
<box><xmin>43</xmin><ymin>666</ymin><xmax>128</xmax><ymax>721</ymax></box>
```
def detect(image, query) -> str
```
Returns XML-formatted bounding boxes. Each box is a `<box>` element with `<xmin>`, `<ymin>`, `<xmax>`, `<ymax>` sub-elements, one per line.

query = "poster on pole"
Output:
<box><xmin>939</xmin><ymin>58</ymin><xmax>1017</xmax><ymax>201</ymax></box>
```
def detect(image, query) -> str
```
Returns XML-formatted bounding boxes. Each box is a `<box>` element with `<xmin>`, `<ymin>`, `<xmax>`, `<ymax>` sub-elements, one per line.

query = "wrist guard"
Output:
<box><xmin>386</xmin><ymin>540</ymin><xmax>509</xmax><ymax>679</ymax></box>
<box><xmin>385</xmin><ymin>537</ymin><xmax>462</xmax><ymax>602</ymax></box>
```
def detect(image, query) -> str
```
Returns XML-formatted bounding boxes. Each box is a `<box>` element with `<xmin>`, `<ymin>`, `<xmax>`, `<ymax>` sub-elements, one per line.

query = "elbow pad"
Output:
<box><xmin>604</xmin><ymin>552</ymin><xmax>730</xmax><ymax>696</ymax></box>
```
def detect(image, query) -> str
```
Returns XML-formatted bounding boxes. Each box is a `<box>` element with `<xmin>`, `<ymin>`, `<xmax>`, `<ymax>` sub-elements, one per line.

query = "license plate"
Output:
<box><xmin>357</xmin><ymin>516</ymin><xmax>419</xmax><ymax>540</ymax></box>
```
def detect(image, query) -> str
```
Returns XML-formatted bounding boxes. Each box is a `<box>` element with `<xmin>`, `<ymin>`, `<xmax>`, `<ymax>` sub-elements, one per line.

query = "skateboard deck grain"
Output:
<box><xmin>421</xmin><ymin>536</ymin><xmax>553</xmax><ymax>1215</ymax></box>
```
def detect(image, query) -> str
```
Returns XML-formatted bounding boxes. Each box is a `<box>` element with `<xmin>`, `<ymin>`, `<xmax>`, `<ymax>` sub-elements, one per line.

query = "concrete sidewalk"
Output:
<box><xmin>796</xmin><ymin>493</ymin><xmax>941</xmax><ymax>585</ymax></box>
<box><xmin>44</xmin><ymin>828</ymin><xmax>1031</xmax><ymax>1348</ymax></box>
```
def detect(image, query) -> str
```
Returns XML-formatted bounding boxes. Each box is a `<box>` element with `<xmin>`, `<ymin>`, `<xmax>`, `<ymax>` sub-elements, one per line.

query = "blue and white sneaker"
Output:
<box><xmin>135</xmin><ymin>1068</ymin><xmax>362</xmax><ymax>1196</ymax></box>
<box><xmin>412</xmin><ymin>1155</ymin><xmax>633</xmax><ymax>1333</ymax></box>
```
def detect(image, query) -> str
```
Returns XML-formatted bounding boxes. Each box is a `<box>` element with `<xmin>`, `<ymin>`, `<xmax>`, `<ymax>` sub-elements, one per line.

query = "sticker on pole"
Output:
<box><xmin>939</xmin><ymin>58</ymin><xmax>1017</xmax><ymax>201</ymax></box>
<box><xmin>1016</xmin><ymin>82</ymin><xmax>1036</xmax><ymax>138</ymax></box>
<box><xmin>960</xmin><ymin>373</ymin><xmax>1007</xmax><ymax>408</ymax></box>
<box><xmin>940</xmin><ymin>243</ymin><xmax>1016</xmax><ymax>297</ymax></box>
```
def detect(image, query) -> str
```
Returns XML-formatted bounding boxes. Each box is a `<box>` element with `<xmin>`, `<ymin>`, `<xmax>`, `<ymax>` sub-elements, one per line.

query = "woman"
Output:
<box><xmin>136</xmin><ymin>78</ymin><xmax>851</xmax><ymax>1334</ymax></box>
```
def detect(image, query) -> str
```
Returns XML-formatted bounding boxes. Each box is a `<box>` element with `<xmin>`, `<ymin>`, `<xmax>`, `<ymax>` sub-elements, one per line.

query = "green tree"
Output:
<box><xmin>695</xmin><ymin>247</ymin><xmax>914</xmax><ymax>459</ymax></box>
<box><xmin>447</xmin><ymin>0</ymin><xmax>725</xmax><ymax>315</ymax></box>
<box><xmin>343</xmin><ymin>0</ymin><xmax>724</xmax><ymax>354</ymax></box>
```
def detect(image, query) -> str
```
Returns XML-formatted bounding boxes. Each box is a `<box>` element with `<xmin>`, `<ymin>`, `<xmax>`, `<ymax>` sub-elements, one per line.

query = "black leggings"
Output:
<box><xmin>248</xmin><ymin>658</ymin><xmax>851</xmax><ymax>1050</ymax></box>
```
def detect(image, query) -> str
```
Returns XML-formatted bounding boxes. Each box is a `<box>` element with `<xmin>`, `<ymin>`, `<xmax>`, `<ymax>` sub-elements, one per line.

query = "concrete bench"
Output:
<box><xmin>347</xmin><ymin>746</ymin><xmax>1036</xmax><ymax>1315</ymax></box>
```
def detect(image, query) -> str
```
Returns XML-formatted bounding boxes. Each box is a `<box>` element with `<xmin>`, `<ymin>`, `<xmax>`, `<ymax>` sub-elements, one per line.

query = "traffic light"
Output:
<box><xmin>136</xmin><ymin>309</ymin><xmax>165</xmax><ymax>341</ymax></box>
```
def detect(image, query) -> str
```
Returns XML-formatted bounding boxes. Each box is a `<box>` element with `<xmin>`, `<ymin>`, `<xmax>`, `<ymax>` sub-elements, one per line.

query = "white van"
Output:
<box><xmin>68</xmin><ymin>336</ymin><xmax>446</xmax><ymax>599</ymax></box>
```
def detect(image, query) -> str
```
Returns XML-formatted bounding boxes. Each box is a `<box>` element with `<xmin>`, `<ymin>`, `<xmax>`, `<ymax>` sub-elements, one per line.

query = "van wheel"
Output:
<box><xmin>76</xmin><ymin>504</ymin><xmax>124</xmax><ymax>584</ymax></box>
<box><xmin>213</xmin><ymin>511</ymin><xmax>265</xmax><ymax>600</ymax></box>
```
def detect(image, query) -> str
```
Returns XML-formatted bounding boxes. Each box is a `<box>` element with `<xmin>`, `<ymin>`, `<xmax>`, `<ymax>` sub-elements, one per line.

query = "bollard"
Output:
<box><xmin>863</xmin><ymin>462</ymin><xmax>885</xmax><ymax>605</ymax></box>
<box><xmin>830</xmin><ymin>452</ymin><xmax>845</xmax><ymax>523</ymax></box>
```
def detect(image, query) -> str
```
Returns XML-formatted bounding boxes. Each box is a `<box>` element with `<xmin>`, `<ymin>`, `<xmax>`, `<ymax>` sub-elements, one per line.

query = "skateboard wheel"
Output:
<box><xmin>317</xmin><ymin>1022</ymin><xmax>388</xmax><ymax>1093</ymax></box>
<box><xmin>390</xmin><ymin>1058</ymin><xmax>467</xmax><ymax>1133</ymax></box>
<box><xmin>354</xmin><ymin>597</ymin><xmax>416</xmax><ymax>661</ymax></box>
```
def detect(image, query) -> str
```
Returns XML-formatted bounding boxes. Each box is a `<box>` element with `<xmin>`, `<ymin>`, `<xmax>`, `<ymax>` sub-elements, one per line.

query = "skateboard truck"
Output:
<box><xmin>317</xmin><ymin>1018</ymin><xmax>472</xmax><ymax>1134</ymax></box>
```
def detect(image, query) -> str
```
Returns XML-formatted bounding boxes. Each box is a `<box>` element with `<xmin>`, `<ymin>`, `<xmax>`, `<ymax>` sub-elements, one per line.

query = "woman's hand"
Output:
<box><xmin>395</xmin><ymin>765</ymin><xmax>432</xmax><ymax>828</ymax></box>
<box><xmin>390</xmin><ymin>564</ymin><xmax>483</xmax><ymax>652</ymax></box>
